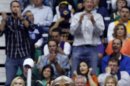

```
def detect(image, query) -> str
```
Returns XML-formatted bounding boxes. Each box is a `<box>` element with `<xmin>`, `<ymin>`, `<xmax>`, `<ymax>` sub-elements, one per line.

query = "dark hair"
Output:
<box><xmin>108</xmin><ymin>57</ymin><xmax>120</xmax><ymax>66</ymax></box>
<box><xmin>116</xmin><ymin>0</ymin><xmax>128</xmax><ymax>9</ymax></box>
<box><xmin>10</xmin><ymin>0</ymin><xmax>21</xmax><ymax>7</ymax></box>
<box><xmin>47</xmin><ymin>39</ymin><xmax>59</xmax><ymax>46</ymax></box>
<box><xmin>77</xmin><ymin>61</ymin><xmax>90</xmax><ymax>76</ymax></box>
<box><xmin>113</xmin><ymin>23</ymin><xmax>127</xmax><ymax>38</ymax></box>
<box><xmin>120</xmin><ymin>6</ymin><xmax>130</xmax><ymax>11</ymax></box>
<box><xmin>41</xmin><ymin>64</ymin><xmax>54</xmax><ymax>79</ymax></box>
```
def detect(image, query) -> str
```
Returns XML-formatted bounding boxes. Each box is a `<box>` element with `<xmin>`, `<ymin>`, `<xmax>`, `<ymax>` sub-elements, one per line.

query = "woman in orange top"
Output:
<box><xmin>73</xmin><ymin>61</ymin><xmax>98</xmax><ymax>86</ymax></box>
<box><xmin>106</xmin><ymin>23</ymin><xmax>130</xmax><ymax>56</ymax></box>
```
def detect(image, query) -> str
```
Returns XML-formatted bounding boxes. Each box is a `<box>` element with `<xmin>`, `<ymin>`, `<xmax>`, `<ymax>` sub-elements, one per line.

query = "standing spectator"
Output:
<box><xmin>98</xmin><ymin>58</ymin><xmax>130</xmax><ymax>86</ymax></box>
<box><xmin>70</xmin><ymin>0</ymin><xmax>104</xmax><ymax>74</ymax></box>
<box><xmin>0</xmin><ymin>1</ymin><xmax>31</xmax><ymax>86</ymax></box>
<box><xmin>37</xmin><ymin>39</ymin><xmax>70</xmax><ymax>78</ymax></box>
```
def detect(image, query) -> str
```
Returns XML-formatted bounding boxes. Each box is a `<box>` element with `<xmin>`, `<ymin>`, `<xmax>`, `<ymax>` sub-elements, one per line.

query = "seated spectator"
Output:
<box><xmin>53</xmin><ymin>1</ymin><xmax>73</xmax><ymax>23</ymax></box>
<box><xmin>51</xmin><ymin>75</ymin><xmax>75</xmax><ymax>86</ymax></box>
<box><xmin>37</xmin><ymin>39</ymin><xmax>70</xmax><ymax>78</ymax></box>
<box><xmin>36</xmin><ymin>64</ymin><xmax>54</xmax><ymax>86</ymax></box>
<box><xmin>106</xmin><ymin>23</ymin><xmax>130</xmax><ymax>56</ymax></box>
<box><xmin>23</xmin><ymin>10</ymin><xmax>43</xmax><ymax>60</ymax></box>
<box><xmin>73</xmin><ymin>61</ymin><xmax>98</xmax><ymax>86</ymax></box>
<box><xmin>74</xmin><ymin>75</ymin><xmax>87</xmax><ymax>86</ymax></box>
<box><xmin>102</xmin><ymin>38</ymin><xmax>130</xmax><ymax>75</ymax></box>
<box><xmin>44</xmin><ymin>29</ymin><xmax>71</xmax><ymax>56</ymax></box>
<box><xmin>111</xmin><ymin>0</ymin><xmax>128</xmax><ymax>21</ymax></box>
<box><xmin>111</xmin><ymin>0</ymin><xmax>130</xmax><ymax>11</ymax></box>
<box><xmin>107</xmin><ymin>6</ymin><xmax>130</xmax><ymax>42</ymax></box>
<box><xmin>22</xmin><ymin>0</ymin><xmax>53</xmax><ymax>28</ymax></box>
<box><xmin>104</xmin><ymin>76</ymin><xmax>118</xmax><ymax>86</ymax></box>
<box><xmin>98</xmin><ymin>58</ymin><xmax>130</xmax><ymax>86</ymax></box>
<box><xmin>11</xmin><ymin>76</ymin><xmax>25</xmax><ymax>86</ymax></box>
<box><xmin>17</xmin><ymin>58</ymin><xmax>39</xmax><ymax>86</ymax></box>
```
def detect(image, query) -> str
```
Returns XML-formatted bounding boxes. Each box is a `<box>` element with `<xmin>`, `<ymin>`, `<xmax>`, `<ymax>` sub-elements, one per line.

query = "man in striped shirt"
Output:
<box><xmin>0</xmin><ymin>1</ymin><xmax>31</xmax><ymax>86</ymax></box>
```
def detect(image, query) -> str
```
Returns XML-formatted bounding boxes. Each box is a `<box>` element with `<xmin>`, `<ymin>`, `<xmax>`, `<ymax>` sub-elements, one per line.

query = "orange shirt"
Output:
<box><xmin>86</xmin><ymin>75</ymin><xmax>98</xmax><ymax>86</ymax></box>
<box><xmin>106</xmin><ymin>38</ymin><xmax>130</xmax><ymax>56</ymax></box>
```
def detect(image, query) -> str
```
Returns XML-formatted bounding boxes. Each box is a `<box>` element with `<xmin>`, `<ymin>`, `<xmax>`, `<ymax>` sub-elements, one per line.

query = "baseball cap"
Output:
<box><xmin>23</xmin><ymin>58</ymin><xmax>34</xmax><ymax>68</ymax></box>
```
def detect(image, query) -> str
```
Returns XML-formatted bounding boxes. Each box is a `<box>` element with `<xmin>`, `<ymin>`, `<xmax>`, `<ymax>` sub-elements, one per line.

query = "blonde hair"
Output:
<box><xmin>104</xmin><ymin>76</ymin><xmax>117</xmax><ymax>86</ymax></box>
<box><xmin>11</xmin><ymin>76</ymin><xmax>25</xmax><ymax>86</ymax></box>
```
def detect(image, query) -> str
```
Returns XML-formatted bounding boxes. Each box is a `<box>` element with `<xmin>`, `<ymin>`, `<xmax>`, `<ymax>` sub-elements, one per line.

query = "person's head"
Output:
<box><xmin>113</xmin><ymin>23</ymin><xmax>127</xmax><ymax>39</ymax></box>
<box><xmin>112</xmin><ymin>38</ymin><xmax>122</xmax><ymax>54</ymax></box>
<box><xmin>24</xmin><ymin>10</ymin><xmax>34</xmax><ymax>23</ymax></box>
<box><xmin>50</xmin><ymin>29</ymin><xmax>61</xmax><ymax>43</ymax></box>
<box><xmin>48</xmin><ymin>39</ymin><xmax>58</xmax><ymax>53</ymax></box>
<box><xmin>77</xmin><ymin>61</ymin><xmax>90</xmax><ymax>76</ymax></box>
<box><xmin>104</xmin><ymin>76</ymin><xmax>117</xmax><ymax>86</ymax></box>
<box><xmin>94</xmin><ymin>0</ymin><xmax>100</xmax><ymax>7</ymax></box>
<box><xmin>33</xmin><ymin>0</ymin><xmax>43</xmax><ymax>7</ymax></box>
<box><xmin>23</xmin><ymin>58</ymin><xmax>34</xmax><ymax>76</ymax></box>
<box><xmin>120</xmin><ymin>6</ymin><xmax>130</xmax><ymax>22</ymax></box>
<box><xmin>83</xmin><ymin>0</ymin><xmax>95</xmax><ymax>12</ymax></box>
<box><xmin>41</xmin><ymin>64</ymin><xmax>54</xmax><ymax>80</ymax></box>
<box><xmin>116</xmin><ymin>0</ymin><xmax>127</xmax><ymax>10</ymax></box>
<box><xmin>108</xmin><ymin>58</ymin><xmax>119</xmax><ymax>75</ymax></box>
<box><xmin>11</xmin><ymin>76</ymin><xmax>25</xmax><ymax>86</ymax></box>
<box><xmin>10</xmin><ymin>1</ymin><xmax>21</xmax><ymax>15</ymax></box>
<box><xmin>59</xmin><ymin>1</ymin><xmax>71</xmax><ymax>20</ymax></box>
<box><xmin>51</xmin><ymin>75</ymin><xmax>75</xmax><ymax>86</ymax></box>
<box><xmin>74</xmin><ymin>75</ymin><xmax>86</xmax><ymax>86</ymax></box>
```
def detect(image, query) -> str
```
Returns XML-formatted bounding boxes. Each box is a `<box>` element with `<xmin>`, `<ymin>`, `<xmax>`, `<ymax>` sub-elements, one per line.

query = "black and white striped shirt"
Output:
<box><xmin>5</xmin><ymin>15</ymin><xmax>31</xmax><ymax>58</ymax></box>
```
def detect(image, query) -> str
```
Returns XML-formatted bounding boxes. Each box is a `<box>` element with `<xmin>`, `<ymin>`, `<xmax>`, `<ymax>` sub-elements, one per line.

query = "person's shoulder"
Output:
<box><xmin>43</xmin><ymin>5</ymin><xmax>52</xmax><ymax>10</ymax></box>
<box><xmin>57</xmin><ymin>53</ymin><xmax>68</xmax><ymax>59</ymax></box>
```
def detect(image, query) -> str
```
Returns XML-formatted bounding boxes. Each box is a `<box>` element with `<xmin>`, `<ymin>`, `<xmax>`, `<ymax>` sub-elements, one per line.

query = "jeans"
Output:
<box><xmin>71</xmin><ymin>45</ymin><xmax>98</xmax><ymax>75</ymax></box>
<box><xmin>5</xmin><ymin>57</ymin><xmax>27</xmax><ymax>86</ymax></box>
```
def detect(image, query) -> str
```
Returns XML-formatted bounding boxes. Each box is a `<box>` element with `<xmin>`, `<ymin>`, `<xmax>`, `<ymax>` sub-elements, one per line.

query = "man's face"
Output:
<box><xmin>108</xmin><ymin>61</ymin><xmax>119</xmax><ymax>74</ymax></box>
<box><xmin>120</xmin><ymin>8</ymin><xmax>130</xmax><ymax>21</ymax></box>
<box><xmin>11</xmin><ymin>2</ymin><xmax>21</xmax><ymax>14</ymax></box>
<box><xmin>84</xmin><ymin>0</ymin><xmax>94</xmax><ymax>12</ymax></box>
<box><xmin>48</xmin><ymin>41</ymin><xmax>57</xmax><ymax>53</ymax></box>
<box><xmin>112</xmin><ymin>39</ymin><xmax>122</xmax><ymax>53</ymax></box>
<box><xmin>51</xmin><ymin>32</ymin><xmax>60</xmax><ymax>43</ymax></box>
<box><xmin>33</xmin><ymin>0</ymin><xmax>42</xmax><ymax>6</ymax></box>
<box><xmin>25</xmin><ymin>11</ymin><xmax>34</xmax><ymax>22</ymax></box>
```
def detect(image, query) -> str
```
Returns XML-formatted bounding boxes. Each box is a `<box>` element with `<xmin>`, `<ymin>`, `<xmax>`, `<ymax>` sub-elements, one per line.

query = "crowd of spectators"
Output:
<box><xmin>0</xmin><ymin>0</ymin><xmax>130</xmax><ymax>86</ymax></box>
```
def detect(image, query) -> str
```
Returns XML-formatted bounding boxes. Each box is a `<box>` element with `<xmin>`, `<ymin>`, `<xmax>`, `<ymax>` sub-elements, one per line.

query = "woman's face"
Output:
<box><xmin>117</xmin><ymin>0</ymin><xmax>126</xmax><ymax>10</ymax></box>
<box><xmin>79</xmin><ymin>62</ymin><xmax>89</xmax><ymax>75</ymax></box>
<box><xmin>43</xmin><ymin>67</ymin><xmax>51</xmax><ymax>79</ymax></box>
<box><xmin>13</xmin><ymin>79</ymin><xmax>25</xmax><ymax>86</ymax></box>
<box><xmin>116</xmin><ymin>25</ymin><xmax>125</xmax><ymax>37</ymax></box>
<box><xmin>105</xmin><ymin>78</ymin><xmax>116</xmax><ymax>86</ymax></box>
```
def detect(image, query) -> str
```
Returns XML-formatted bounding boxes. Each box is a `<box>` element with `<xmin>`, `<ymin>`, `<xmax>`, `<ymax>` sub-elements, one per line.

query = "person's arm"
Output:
<box><xmin>70</xmin><ymin>13</ymin><xmax>85</xmax><ymax>35</ymax></box>
<box><xmin>49</xmin><ymin>17</ymin><xmax>65</xmax><ymax>33</ymax></box>
<box><xmin>49</xmin><ymin>53</ymin><xmax>65</xmax><ymax>75</ymax></box>
<box><xmin>107</xmin><ymin>22</ymin><xmax>115</xmax><ymax>42</ymax></box>
<box><xmin>88</xmin><ymin>68</ymin><xmax>98</xmax><ymax>86</ymax></box>
<box><xmin>90</xmin><ymin>13</ymin><xmax>105</xmax><ymax>36</ymax></box>
<box><xmin>0</xmin><ymin>13</ymin><xmax>7</xmax><ymax>31</ymax></box>
<box><xmin>118</xmin><ymin>71</ymin><xmax>130</xmax><ymax>86</ymax></box>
